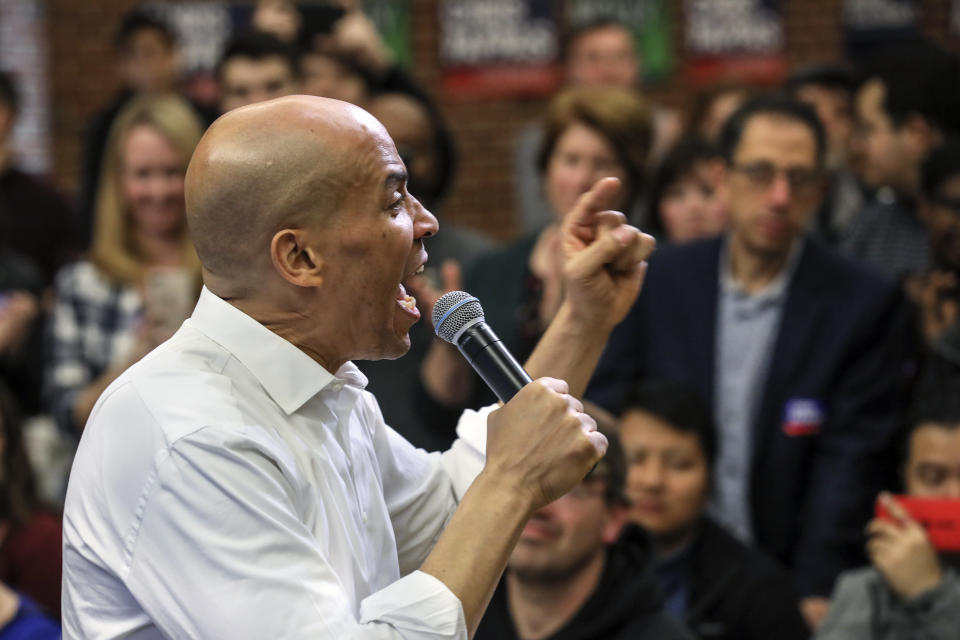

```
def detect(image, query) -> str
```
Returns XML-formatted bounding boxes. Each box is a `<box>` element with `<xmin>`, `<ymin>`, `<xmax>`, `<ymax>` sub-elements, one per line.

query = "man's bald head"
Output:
<box><xmin>185</xmin><ymin>95</ymin><xmax>390</xmax><ymax>296</ymax></box>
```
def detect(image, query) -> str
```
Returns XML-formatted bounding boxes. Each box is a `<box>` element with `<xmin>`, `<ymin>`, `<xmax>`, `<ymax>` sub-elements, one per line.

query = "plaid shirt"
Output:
<box><xmin>45</xmin><ymin>261</ymin><xmax>142</xmax><ymax>433</ymax></box>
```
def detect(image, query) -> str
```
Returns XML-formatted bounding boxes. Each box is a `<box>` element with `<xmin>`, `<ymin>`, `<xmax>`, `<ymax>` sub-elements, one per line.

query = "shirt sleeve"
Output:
<box><xmin>45</xmin><ymin>266</ymin><xmax>92</xmax><ymax>434</ymax></box>
<box><xmin>125</xmin><ymin>422</ymin><xmax>467</xmax><ymax>640</ymax></box>
<box><xmin>365</xmin><ymin>395</ymin><xmax>490</xmax><ymax>575</ymax></box>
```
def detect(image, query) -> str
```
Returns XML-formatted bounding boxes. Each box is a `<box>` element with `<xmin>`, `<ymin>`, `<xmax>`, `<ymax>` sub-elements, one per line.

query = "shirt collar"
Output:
<box><xmin>188</xmin><ymin>287</ymin><xmax>368</xmax><ymax>415</ymax></box>
<box><xmin>719</xmin><ymin>233</ymin><xmax>804</xmax><ymax>302</ymax></box>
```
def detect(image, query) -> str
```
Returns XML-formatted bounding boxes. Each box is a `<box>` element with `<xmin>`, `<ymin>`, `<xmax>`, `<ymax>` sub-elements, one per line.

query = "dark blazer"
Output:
<box><xmin>685</xmin><ymin>517</ymin><xmax>809</xmax><ymax>640</ymax></box>
<box><xmin>588</xmin><ymin>236</ymin><xmax>915</xmax><ymax>597</ymax></box>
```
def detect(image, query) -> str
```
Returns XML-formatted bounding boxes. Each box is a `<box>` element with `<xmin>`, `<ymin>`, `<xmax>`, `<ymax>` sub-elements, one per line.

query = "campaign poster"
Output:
<box><xmin>565</xmin><ymin>0</ymin><xmax>673</xmax><ymax>84</ymax></box>
<box><xmin>841</xmin><ymin>0</ymin><xmax>920</xmax><ymax>55</ymax></box>
<box><xmin>439</xmin><ymin>0</ymin><xmax>562</xmax><ymax>99</ymax></box>
<box><xmin>0</xmin><ymin>0</ymin><xmax>51</xmax><ymax>173</ymax></box>
<box><xmin>684</xmin><ymin>0</ymin><xmax>786</xmax><ymax>86</ymax></box>
<box><xmin>363</xmin><ymin>0</ymin><xmax>413</xmax><ymax>70</ymax></box>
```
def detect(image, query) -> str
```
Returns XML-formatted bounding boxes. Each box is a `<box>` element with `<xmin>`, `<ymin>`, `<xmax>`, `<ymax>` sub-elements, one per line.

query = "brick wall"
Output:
<box><xmin>45</xmin><ymin>0</ymin><xmax>952</xmax><ymax>241</ymax></box>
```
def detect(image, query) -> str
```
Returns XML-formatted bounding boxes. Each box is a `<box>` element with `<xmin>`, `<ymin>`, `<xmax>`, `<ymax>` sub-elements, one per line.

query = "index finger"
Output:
<box><xmin>563</xmin><ymin>177</ymin><xmax>624</xmax><ymax>249</ymax></box>
<box><xmin>879</xmin><ymin>493</ymin><xmax>916</xmax><ymax>526</ymax></box>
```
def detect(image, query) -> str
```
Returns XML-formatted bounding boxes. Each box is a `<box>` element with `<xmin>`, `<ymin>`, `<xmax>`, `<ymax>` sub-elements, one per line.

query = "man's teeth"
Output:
<box><xmin>399</xmin><ymin>295</ymin><xmax>417</xmax><ymax>311</ymax></box>
<box><xmin>413</xmin><ymin>264</ymin><xmax>424</xmax><ymax>276</ymax></box>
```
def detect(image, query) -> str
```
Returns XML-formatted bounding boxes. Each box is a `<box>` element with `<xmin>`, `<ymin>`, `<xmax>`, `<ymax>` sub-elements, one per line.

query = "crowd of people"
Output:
<box><xmin>1</xmin><ymin>1</ymin><xmax>960</xmax><ymax>638</ymax></box>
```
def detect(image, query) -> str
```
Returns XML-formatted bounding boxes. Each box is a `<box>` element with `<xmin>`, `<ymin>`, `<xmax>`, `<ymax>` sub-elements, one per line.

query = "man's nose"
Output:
<box><xmin>634</xmin><ymin>460</ymin><xmax>666</xmax><ymax>488</ymax></box>
<box><xmin>767</xmin><ymin>173</ymin><xmax>792</xmax><ymax>208</ymax></box>
<box><xmin>413</xmin><ymin>196</ymin><xmax>439</xmax><ymax>238</ymax></box>
<box><xmin>942</xmin><ymin>476</ymin><xmax>960</xmax><ymax>499</ymax></box>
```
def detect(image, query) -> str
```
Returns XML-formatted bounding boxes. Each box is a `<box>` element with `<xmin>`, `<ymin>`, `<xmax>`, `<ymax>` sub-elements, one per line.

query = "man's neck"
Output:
<box><xmin>224</xmin><ymin>293</ymin><xmax>346</xmax><ymax>374</ymax></box>
<box><xmin>506</xmin><ymin>552</ymin><xmax>605</xmax><ymax>640</ymax></box>
<box><xmin>655</xmin><ymin>524</ymin><xmax>698</xmax><ymax>558</ymax></box>
<box><xmin>727</xmin><ymin>233</ymin><xmax>792</xmax><ymax>294</ymax></box>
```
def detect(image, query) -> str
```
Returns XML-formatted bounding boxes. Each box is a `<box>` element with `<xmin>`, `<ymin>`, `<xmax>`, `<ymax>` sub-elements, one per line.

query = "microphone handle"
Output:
<box><xmin>456</xmin><ymin>322</ymin><xmax>532</xmax><ymax>403</ymax></box>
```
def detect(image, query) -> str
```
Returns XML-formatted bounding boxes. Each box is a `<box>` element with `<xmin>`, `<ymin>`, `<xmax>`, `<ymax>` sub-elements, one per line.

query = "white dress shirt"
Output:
<box><xmin>62</xmin><ymin>287</ymin><xmax>489</xmax><ymax>639</ymax></box>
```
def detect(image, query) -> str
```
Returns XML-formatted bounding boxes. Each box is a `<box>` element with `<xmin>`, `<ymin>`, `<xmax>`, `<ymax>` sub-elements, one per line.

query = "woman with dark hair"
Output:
<box><xmin>0</xmin><ymin>384</ymin><xmax>62</xmax><ymax>636</ymax></box>
<box><xmin>419</xmin><ymin>86</ymin><xmax>652</xmax><ymax>433</ymax></box>
<box><xmin>685</xmin><ymin>83</ymin><xmax>753</xmax><ymax>143</ymax></box>
<box><xmin>645</xmin><ymin>137</ymin><xmax>728</xmax><ymax>244</ymax></box>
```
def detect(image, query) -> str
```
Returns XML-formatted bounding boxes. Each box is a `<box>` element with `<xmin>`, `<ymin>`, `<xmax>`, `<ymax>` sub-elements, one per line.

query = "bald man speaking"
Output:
<box><xmin>61</xmin><ymin>96</ymin><xmax>653</xmax><ymax>639</ymax></box>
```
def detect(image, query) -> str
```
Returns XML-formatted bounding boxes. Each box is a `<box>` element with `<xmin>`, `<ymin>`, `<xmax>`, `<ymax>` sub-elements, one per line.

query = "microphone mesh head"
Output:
<box><xmin>433</xmin><ymin>291</ymin><xmax>485</xmax><ymax>343</ymax></box>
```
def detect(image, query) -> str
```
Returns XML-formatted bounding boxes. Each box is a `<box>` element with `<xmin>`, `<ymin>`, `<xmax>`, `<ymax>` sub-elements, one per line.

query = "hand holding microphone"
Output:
<box><xmin>433</xmin><ymin>291</ymin><xmax>605</xmax><ymax>509</ymax></box>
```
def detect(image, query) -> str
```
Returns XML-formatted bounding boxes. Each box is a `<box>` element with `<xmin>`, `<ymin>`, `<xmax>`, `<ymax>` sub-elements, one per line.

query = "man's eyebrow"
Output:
<box><xmin>383</xmin><ymin>171</ymin><xmax>407</xmax><ymax>191</ymax></box>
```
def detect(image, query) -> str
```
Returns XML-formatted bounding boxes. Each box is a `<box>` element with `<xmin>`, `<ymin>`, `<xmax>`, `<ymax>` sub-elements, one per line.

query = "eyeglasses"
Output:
<box><xmin>730</xmin><ymin>162</ymin><xmax>822</xmax><ymax>194</ymax></box>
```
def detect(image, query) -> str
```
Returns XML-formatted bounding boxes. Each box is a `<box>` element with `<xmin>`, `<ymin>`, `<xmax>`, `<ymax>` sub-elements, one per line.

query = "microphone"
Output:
<box><xmin>432</xmin><ymin>291</ymin><xmax>533</xmax><ymax>403</ymax></box>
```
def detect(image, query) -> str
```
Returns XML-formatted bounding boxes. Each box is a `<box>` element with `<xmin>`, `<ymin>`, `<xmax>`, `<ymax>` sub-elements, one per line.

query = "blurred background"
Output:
<box><xmin>3</xmin><ymin>0</ymin><xmax>955</xmax><ymax>240</ymax></box>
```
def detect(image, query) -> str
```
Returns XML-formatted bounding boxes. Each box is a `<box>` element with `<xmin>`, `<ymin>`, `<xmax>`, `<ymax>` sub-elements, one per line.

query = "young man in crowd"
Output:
<box><xmin>0</xmin><ymin>72</ymin><xmax>75</xmax><ymax>286</ymax></box>
<box><xmin>216</xmin><ymin>30</ymin><xmax>299</xmax><ymax>114</ymax></box>
<box><xmin>817</xmin><ymin>381</ymin><xmax>960</xmax><ymax>639</ymax></box>
<box><xmin>787</xmin><ymin>64</ymin><xmax>863</xmax><ymax>245</ymax></box>
<box><xmin>78</xmin><ymin>11</ymin><xmax>184</xmax><ymax>245</ymax></box>
<box><xmin>0</xmin><ymin>72</ymin><xmax>74</xmax><ymax>416</ymax></box>
<box><xmin>910</xmin><ymin>141</ymin><xmax>960</xmax><ymax>366</ymax></box>
<box><xmin>842</xmin><ymin>42</ymin><xmax>960</xmax><ymax>281</ymax></box>
<box><xmin>475</xmin><ymin>432</ymin><xmax>689</xmax><ymax>640</ymax></box>
<box><xmin>619</xmin><ymin>380</ymin><xmax>808</xmax><ymax>640</ymax></box>
<box><xmin>588</xmin><ymin>96</ymin><xmax>913</xmax><ymax>628</ymax></box>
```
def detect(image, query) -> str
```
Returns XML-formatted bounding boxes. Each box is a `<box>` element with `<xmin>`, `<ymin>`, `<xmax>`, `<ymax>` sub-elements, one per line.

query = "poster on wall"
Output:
<box><xmin>842</xmin><ymin>0</ymin><xmax>920</xmax><ymax>55</ymax></box>
<box><xmin>149</xmin><ymin>1</ymin><xmax>232</xmax><ymax>110</ymax></box>
<box><xmin>684</xmin><ymin>0</ymin><xmax>786</xmax><ymax>86</ymax></box>
<box><xmin>364</xmin><ymin>0</ymin><xmax>412</xmax><ymax>69</ymax></box>
<box><xmin>565</xmin><ymin>0</ymin><xmax>673</xmax><ymax>85</ymax></box>
<box><xmin>439</xmin><ymin>0</ymin><xmax>561</xmax><ymax>99</ymax></box>
<box><xmin>0</xmin><ymin>0</ymin><xmax>50</xmax><ymax>174</ymax></box>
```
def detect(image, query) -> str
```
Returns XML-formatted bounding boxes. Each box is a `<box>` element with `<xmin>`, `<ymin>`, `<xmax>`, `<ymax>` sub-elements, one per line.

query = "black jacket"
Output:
<box><xmin>475</xmin><ymin>526</ymin><xmax>691</xmax><ymax>640</ymax></box>
<box><xmin>588</xmin><ymin>236</ymin><xmax>915</xmax><ymax>596</ymax></box>
<box><xmin>685</xmin><ymin>517</ymin><xmax>809</xmax><ymax>640</ymax></box>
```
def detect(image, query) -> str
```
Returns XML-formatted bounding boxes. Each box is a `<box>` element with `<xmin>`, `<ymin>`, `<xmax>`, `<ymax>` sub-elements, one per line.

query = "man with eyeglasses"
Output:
<box><xmin>588</xmin><ymin>95</ymin><xmax>914</xmax><ymax>630</ymax></box>
<box><xmin>474</xmin><ymin>432</ymin><xmax>690</xmax><ymax>640</ymax></box>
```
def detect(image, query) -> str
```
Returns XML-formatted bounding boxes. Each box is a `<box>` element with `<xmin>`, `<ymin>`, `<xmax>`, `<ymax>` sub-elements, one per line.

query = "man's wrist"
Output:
<box><xmin>554</xmin><ymin>300</ymin><xmax>616</xmax><ymax>340</ymax></box>
<box><xmin>470</xmin><ymin>468</ymin><xmax>538</xmax><ymax>520</ymax></box>
<box><xmin>898</xmin><ymin>567</ymin><xmax>944</xmax><ymax>602</ymax></box>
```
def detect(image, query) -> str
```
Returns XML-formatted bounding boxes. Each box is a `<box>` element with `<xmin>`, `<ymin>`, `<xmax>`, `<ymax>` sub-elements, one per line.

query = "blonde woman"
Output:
<box><xmin>46</xmin><ymin>95</ymin><xmax>203</xmax><ymax>434</ymax></box>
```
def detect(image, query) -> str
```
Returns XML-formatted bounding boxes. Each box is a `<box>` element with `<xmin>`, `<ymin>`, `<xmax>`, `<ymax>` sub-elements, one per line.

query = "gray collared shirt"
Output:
<box><xmin>709</xmin><ymin>237</ymin><xmax>802</xmax><ymax>543</ymax></box>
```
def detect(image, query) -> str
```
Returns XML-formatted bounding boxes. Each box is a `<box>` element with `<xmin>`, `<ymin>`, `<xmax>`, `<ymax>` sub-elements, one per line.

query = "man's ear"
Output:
<box><xmin>602</xmin><ymin>503</ymin><xmax>628</xmax><ymax>544</ymax></box>
<box><xmin>270</xmin><ymin>228</ymin><xmax>324</xmax><ymax>287</ymax></box>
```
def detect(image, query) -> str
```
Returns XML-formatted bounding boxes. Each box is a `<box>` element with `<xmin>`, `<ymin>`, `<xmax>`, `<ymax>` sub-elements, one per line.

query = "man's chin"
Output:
<box><xmin>379</xmin><ymin>332</ymin><xmax>413</xmax><ymax>361</ymax></box>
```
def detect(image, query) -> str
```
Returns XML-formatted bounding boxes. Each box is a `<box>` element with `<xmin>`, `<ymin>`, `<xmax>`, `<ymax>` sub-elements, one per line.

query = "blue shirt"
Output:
<box><xmin>1</xmin><ymin>594</ymin><xmax>60</xmax><ymax>640</ymax></box>
<box><xmin>710</xmin><ymin>237</ymin><xmax>801</xmax><ymax>543</ymax></box>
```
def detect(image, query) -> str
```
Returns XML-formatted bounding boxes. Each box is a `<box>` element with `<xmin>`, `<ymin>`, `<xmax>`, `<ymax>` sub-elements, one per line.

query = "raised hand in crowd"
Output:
<box><xmin>866</xmin><ymin>493</ymin><xmax>943</xmax><ymax>601</ymax></box>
